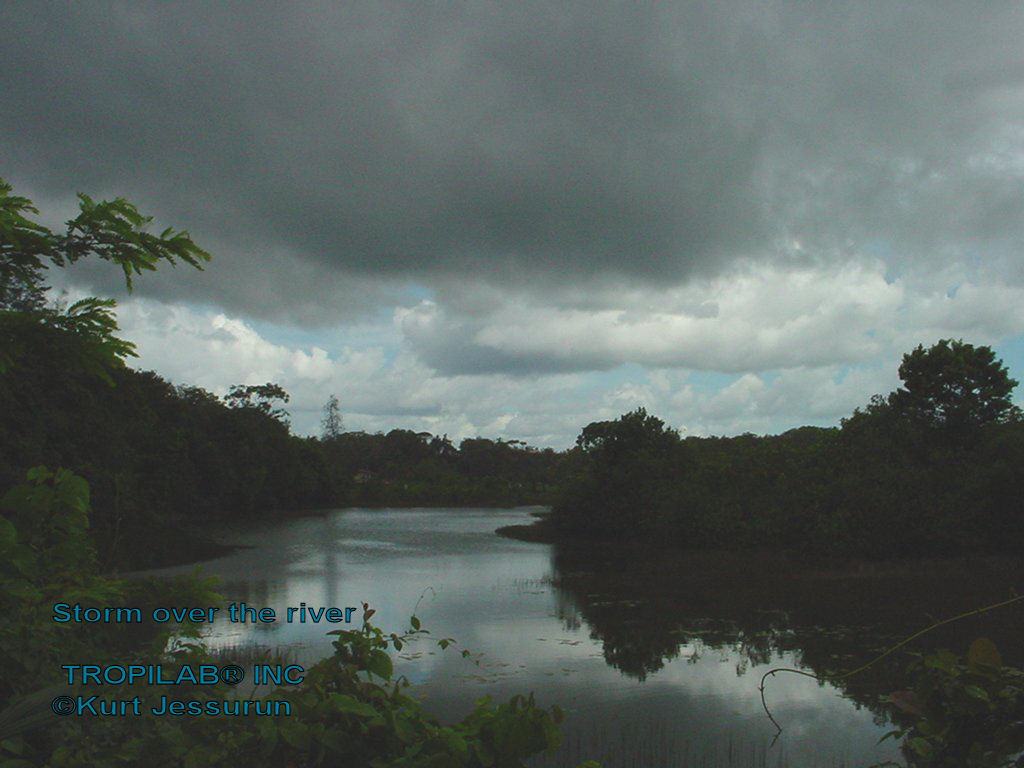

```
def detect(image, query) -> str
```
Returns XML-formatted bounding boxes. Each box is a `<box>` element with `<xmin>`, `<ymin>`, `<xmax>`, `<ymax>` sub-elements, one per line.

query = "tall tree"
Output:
<box><xmin>890</xmin><ymin>339</ymin><xmax>1020</xmax><ymax>430</ymax></box>
<box><xmin>321</xmin><ymin>393</ymin><xmax>343</xmax><ymax>439</ymax></box>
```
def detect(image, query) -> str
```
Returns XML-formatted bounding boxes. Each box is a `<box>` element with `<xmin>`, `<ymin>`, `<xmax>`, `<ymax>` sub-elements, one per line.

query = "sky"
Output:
<box><xmin>4</xmin><ymin>2</ymin><xmax>1024</xmax><ymax>448</ymax></box>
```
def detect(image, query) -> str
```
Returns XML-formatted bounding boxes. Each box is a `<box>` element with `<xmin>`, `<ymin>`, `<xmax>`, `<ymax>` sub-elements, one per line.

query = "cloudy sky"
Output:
<box><xmin>4</xmin><ymin>2</ymin><xmax>1024</xmax><ymax>447</ymax></box>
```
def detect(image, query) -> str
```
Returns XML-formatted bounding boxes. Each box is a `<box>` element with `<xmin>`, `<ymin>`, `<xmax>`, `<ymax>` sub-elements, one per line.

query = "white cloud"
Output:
<box><xmin>111</xmin><ymin>297</ymin><xmax>598</xmax><ymax>446</ymax></box>
<box><xmin>108</xmin><ymin>253</ymin><xmax>1024</xmax><ymax>449</ymax></box>
<box><xmin>400</xmin><ymin>258</ymin><xmax>1024</xmax><ymax>378</ymax></box>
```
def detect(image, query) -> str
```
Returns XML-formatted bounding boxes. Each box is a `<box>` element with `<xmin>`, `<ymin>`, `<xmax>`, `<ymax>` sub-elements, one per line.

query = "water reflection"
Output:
<box><xmin>550</xmin><ymin>542</ymin><xmax>1024</xmax><ymax>718</ymax></box>
<box><xmin>151</xmin><ymin>507</ymin><xmax>1024</xmax><ymax>767</ymax></box>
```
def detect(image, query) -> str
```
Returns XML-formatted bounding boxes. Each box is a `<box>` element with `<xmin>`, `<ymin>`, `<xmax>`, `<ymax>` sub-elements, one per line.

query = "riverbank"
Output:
<box><xmin>494</xmin><ymin>508</ymin><xmax>558</xmax><ymax>543</ymax></box>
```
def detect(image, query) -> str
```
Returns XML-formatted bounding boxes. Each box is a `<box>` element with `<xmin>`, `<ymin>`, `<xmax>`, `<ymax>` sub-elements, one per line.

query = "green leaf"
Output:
<box><xmin>968</xmin><ymin>637</ymin><xmax>1002</xmax><ymax>669</ymax></box>
<box><xmin>908</xmin><ymin>736</ymin><xmax>934</xmax><ymax>759</ymax></box>
<box><xmin>444</xmin><ymin>731</ymin><xmax>469</xmax><ymax>758</ymax></box>
<box><xmin>278</xmin><ymin>720</ymin><xmax>311</xmax><ymax>750</ymax></box>
<box><xmin>0</xmin><ymin>517</ymin><xmax>16</xmax><ymax>550</ymax></box>
<box><xmin>963</xmin><ymin>684</ymin><xmax>991</xmax><ymax>702</ymax></box>
<box><xmin>924</xmin><ymin>650</ymin><xmax>959</xmax><ymax>674</ymax></box>
<box><xmin>410</xmin><ymin>615</ymin><xmax>421</xmax><ymax>631</ymax></box>
<box><xmin>877</xmin><ymin>728</ymin><xmax>904</xmax><ymax>744</ymax></box>
<box><xmin>330</xmin><ymin>694</ymin><xmax>379</xmax><ymax>718</ymax></box>
<box><xmin>367</xmin><ymin>649</ymin><xmax>393</xmax><ymax>679</ymax></box>
<box><xmin>25</xmin><ymin>467</ymin><xmax>50</xmax><ymax>484</ymax></box>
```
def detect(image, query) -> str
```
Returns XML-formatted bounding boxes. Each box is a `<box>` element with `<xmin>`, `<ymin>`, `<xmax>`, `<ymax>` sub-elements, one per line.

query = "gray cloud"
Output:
<box><xmin>4</xmin><ymin>2</ymin><xmax>1024</xmax><ymax>322</ymax></box>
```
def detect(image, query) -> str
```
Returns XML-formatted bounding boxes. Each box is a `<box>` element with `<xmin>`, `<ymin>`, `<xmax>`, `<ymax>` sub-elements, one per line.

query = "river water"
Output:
<box><xmin>154</xmin><ymin>506</ymin><xmax>1024</xmax><ymax>767</ymax></box>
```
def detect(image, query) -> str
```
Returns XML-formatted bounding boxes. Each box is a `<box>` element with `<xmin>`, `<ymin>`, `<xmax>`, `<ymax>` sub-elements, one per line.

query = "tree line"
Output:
<box><xmin>0</xmin><ymin>178</ymin><xmax>565</xmax><ymax>570</ymax></box>
<box><xmin>552</xmin><ymin>339</ymin><xmax>1024</xmax><ymax>557</ymax></box>
<box><xmin>0</xmin><ymin>341</ymin><xmax>566</xmax><ymax>570</ymax></box>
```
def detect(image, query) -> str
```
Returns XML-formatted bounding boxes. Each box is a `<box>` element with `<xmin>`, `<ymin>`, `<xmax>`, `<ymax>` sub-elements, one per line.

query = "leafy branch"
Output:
<box><xmin>0</xmin><ymin>177</ymin><xmax>210</xmax><ymax>378</ymax></box>
<box><xmin>759</xmin><ymin>592</ymin><xmax>1024</xmax><ymax>761</ymax></box>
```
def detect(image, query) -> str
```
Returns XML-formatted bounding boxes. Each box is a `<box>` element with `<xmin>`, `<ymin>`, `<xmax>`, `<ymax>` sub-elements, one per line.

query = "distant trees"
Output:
<box><xmin>316</xmin><ymin>429</ymin><xmax>563</xmax><ymax>507</ymax></box>
<box><xmin>224</xmin><ymin>382</ymin><xmax>291</xmax><ymax>425</ymax></box>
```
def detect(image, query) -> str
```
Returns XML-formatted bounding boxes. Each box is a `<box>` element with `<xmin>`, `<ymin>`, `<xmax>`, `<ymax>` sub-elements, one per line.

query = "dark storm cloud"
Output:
<box><xmin>3</xmin><ymin>2</ymin><xmax>1024</xmax><ymax>323</ymax></box>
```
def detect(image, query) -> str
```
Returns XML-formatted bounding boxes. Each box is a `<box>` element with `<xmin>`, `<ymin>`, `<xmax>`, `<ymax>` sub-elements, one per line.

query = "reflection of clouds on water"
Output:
<box><xmin>340</xmin><ymin>539</ymin><xmax>403</xmax><ymax>551</ymax></box>
<box><xmin>145</xmin><ymin>507</ymin><xmax>901</xmax><ymax>767</ymax></box>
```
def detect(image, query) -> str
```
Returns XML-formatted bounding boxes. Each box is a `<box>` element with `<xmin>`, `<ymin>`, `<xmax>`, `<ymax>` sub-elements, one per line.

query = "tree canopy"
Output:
<box><xmin>224</xmin><ymin>381</ymin><xmax>292</xmax><ymax>425</ymax></box>
<box><xmin>889</xmin><ymin>339</ymin><xmax>1020</xmax><ymax>430</ymax></box>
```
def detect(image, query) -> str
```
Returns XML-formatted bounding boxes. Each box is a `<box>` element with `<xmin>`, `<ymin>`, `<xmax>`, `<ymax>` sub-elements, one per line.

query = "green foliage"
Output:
<box><xmin>883</xmin><ymin>640</ymin><xmax>1024</xmax><ymax>767</ymax></box>
<box><xmin>0</xmin><ymin>177</ymin><xmax>209</xmax><ymax>301</ymax></box>
<box><xmin>0</xmin><ymin>470</ymin><xmax>592</xmax><ymax>768</ymax></box>
<box><xmin>551</xmin><ymin>342</ymin><xmax>1024</xmax><ymax>558</ymax></box>
<box><xmin>0</xmin><ymin>467</ymin><xmax>114</xmax><ymax>703</ymax></box>
<box><xmin>0</xmin><ymin>464</ymin><xmax>221</xmax><ymax>759</ymax></box>
<box><xmin>15</xmin><ymin>612</ymin><xmax>576</xmax><ymax>768</ymax></box>
<box><xmin>0</xmin><ymin>181</ymin><xmax>61</xmax><ymax>311</ymax></box>
<box><xmin>0</xmin><ymin>347</ymin><xmax>343</xmax><ymax>567</ymax></box>
<box><xmin>224</xmin><ymin>382</ymin><xmax>292</xmax><ymax>425</ymax></box>
<box><xmin>890</xmin><ymin>339</ymin><xmax>1021</xmax><ymax>432</ymax></box>
<box><xmin>63</xmin><ymin>192</ymin><xmax>210</xmax><ymax>288</ymax></box>
<box><xmin>558</xmin><ymin>408</ymin><xmax>685</xmax><ymax>536</ymax></box>
<box><xmin>576</xmin><ymin>407</ymin><xmax>679</xmax><ymax>458</ymax></box>
<box><xmin>0</xmin><ymin>295</ymin><xmax>136</xmax><ymax>383</ymax></box>
<box><xmin>0</xmin><ymin>177</ymin><xmax>209</xmax><ymax>378</ymax></box>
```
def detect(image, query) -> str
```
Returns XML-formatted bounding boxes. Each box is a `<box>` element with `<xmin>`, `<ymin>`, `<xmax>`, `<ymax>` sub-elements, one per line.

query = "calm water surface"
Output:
<box><xmin>152</xmin><ymin>506</ymin><xmax>1024</xmax><ymax>767</ymax></box>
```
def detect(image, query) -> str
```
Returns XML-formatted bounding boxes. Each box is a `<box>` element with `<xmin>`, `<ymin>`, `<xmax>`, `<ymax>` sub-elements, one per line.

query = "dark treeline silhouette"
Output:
<box><xmin>6</xmin><ymin>316</ymin><xmax>1022</xmax><ymax>569</ymax></box>
<box><xmin>0</xmin><ymin>332</ymin><xmax>565</xmax><ymax>569</ymax></box>
<box><xmin>0</xmin><ymin>172</ymin><xmax>564</xmax><ymax>570</ymax></box>
<box><xmin>550</xmin><ymin>339</ymin><xmax>1024</xmax><ymax>558</ymax></box>
<box><xmin>324</xmin><ymin>430</ymin><xmax>565</xmax><ymax>507</ymax></box>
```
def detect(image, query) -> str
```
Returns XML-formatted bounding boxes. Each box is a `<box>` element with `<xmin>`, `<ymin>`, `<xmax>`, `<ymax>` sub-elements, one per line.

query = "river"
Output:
<box><xmin>153</xmin><ymin>506</ymin><xmax>1024</xmax><ymax>767</ymax></box>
